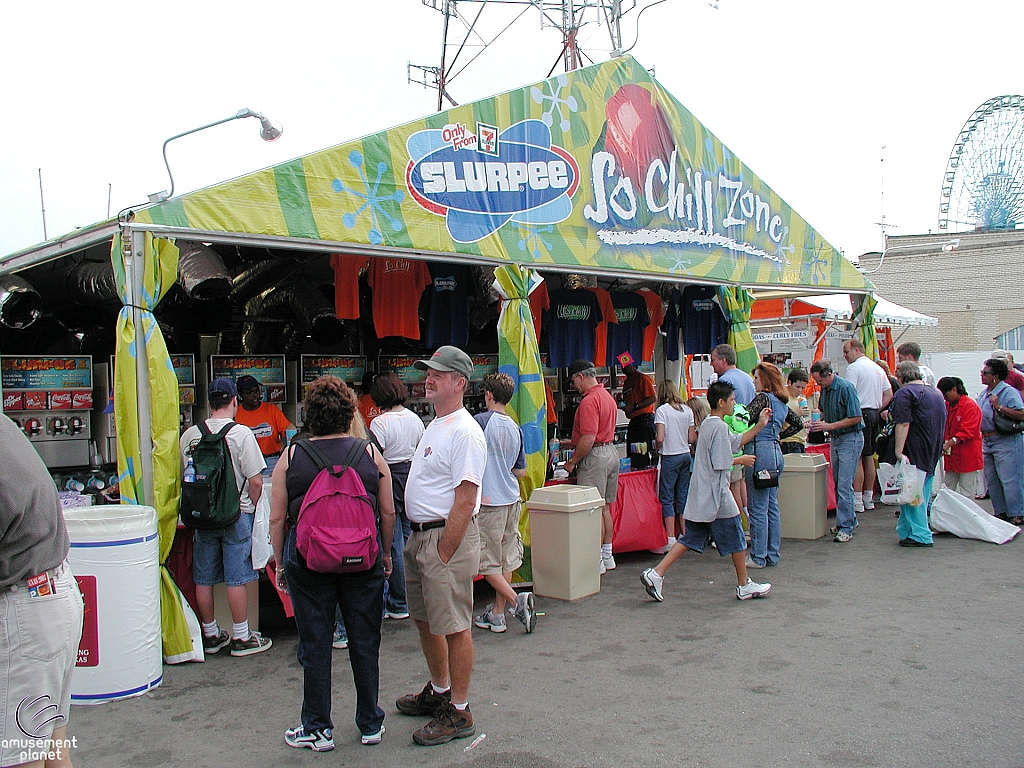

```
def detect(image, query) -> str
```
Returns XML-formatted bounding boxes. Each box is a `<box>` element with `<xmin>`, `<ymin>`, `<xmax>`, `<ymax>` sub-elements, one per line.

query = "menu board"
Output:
<box><xmin>170</xmin><ymin>355</ymin><xmax>196</xmax><ymax>387</ymax></box>
<box><xmin>300</xmin><ymin>356</ymin><xmax>366</xmax><ymax>390</ymax></box>
<box><xmin>2</xmin><ymin>356</ymin><xmax>92</xmax><ymax>390</ymax></box>
<box><xmin>471</xmin><ymin>354</ymin><xmax>498</xmax><ymax>380</ymax></box>
<box><xmin>209</xmin><ymin>355</ymin><xmax>286</xmax><ymax>403</ymax></box>
<box><xmin>379</xmin><ymin>355</ymin><xmax>427</xmax><ymax>384</ymax></box>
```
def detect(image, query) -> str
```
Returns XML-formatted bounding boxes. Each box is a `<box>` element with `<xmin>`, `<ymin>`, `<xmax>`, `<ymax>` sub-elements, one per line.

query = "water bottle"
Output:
<box><xmin>183</xmin><ymin>457</ymin><xmax>196</xmax><ymax>484</ymax></box>
<box><xmin>549</xmin><ymin>437</ymin><xmax>560</xmax><ymax>467</ymax></box>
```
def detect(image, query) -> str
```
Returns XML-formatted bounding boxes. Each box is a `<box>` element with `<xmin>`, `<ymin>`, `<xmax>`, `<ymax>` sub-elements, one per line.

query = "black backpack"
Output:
<box><xmin>180</xmin><ymin>421</ymin><xmax>242</xmax><ymax>530</ymax></box>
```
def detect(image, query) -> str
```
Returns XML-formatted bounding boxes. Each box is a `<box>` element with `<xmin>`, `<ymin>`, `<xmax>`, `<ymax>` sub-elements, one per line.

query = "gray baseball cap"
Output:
<box><xmin>414</xmin><ymin>346</ymin><xmax>474</xmax><ymax>380</ymax></box>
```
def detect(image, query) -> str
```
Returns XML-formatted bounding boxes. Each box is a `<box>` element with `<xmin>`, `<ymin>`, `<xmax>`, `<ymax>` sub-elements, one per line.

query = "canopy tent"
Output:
<box><xmin>1</xmin><ymin>54</ymin><xmax>877</xmax><ymax>659</ymax></box>
<box><xmin>751</xmin><ymin>294</ymin><xmax>938</xmax><ymax>327</ymax></box>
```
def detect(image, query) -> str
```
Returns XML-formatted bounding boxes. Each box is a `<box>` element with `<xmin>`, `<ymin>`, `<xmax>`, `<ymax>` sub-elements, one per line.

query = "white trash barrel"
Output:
<box><xmin>64</xmin><ymin>504</ymin><xmax>163</xmax><ymax>704</ymax></box>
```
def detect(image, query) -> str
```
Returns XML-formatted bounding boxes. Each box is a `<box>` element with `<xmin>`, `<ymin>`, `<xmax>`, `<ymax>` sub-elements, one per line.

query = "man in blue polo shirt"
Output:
<box><xmin>809</xmin><ymin>360</ymin><xmax>864</xmax><ymax>543</ymax></box>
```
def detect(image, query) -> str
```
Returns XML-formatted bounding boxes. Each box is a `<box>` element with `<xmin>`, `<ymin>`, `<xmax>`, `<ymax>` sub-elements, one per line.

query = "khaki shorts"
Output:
<box><xmin>477</xmin><ymin>501</ymin><xmax>524</xmax><ymax>575</ymax></box>
<box><xmin>730</xmin><ymin>465</ymin><xmax>744</xmax><ymax>483</ymax></box>
<box><xmin>405</xmin><ymin>518</ymin><xmax>480</xmax><ymax>636</ymax></box>
<box><xmin>576</xmin><ymin>444</ymin><xmax>620</xmax><ymax>503</ymax></box>
<box><xmin>1</xmin><ymin>561</ymin><xmax>84</xmax><ymax>767</ymax></box>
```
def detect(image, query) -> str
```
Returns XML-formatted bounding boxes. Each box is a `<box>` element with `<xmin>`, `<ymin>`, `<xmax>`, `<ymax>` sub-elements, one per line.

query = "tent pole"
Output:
<box><xmin>130</xmin><ymin>228</ymin><xmax>156</xmax><ymax>506</ymax></box>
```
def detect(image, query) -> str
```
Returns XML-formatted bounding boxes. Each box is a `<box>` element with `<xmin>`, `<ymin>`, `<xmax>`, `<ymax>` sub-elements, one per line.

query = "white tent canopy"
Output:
<box><xmin>780</xmin><ymin>294</ymin><xmax>938</xmax><ymax>327</ymax></box>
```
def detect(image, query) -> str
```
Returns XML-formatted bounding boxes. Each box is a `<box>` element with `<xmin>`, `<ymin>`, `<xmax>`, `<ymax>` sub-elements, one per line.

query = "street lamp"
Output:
<box><xmin>857</xmin><ymin>238</ymin><xmax>959</xmax><ymax>274</ymax></box>
<box><xmin>147</xmin><ymin>108</ymin><xmax>283</xmax><ymax>204</ymax></box>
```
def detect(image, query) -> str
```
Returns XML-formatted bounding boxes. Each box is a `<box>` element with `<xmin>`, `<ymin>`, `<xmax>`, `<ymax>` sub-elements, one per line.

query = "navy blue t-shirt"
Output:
<box><xmin>426</xmin><ymin>263</ymin><xmax>472</xmax><ymax>348</ymax></box>
<box><xmin>605</xmin><ymin>292</ymin><xmax>649</xmax><ymax>367</ymax></box>
<box><xmin>681</xmin><ymin>285</ymin><xmax>729</xmax><ymax>355</ymax></box>
<box><xmin>889</xmin><ymin>383</ymin><xmax>946</xmax><ymax>476</ymax></box>
<box><xmin>663</xmin><ymin>288</ymin><xmax>682</xmax><ymax>361</ymax></box>
<box><xmin>546</xmin><ymin>288</ymin><xmax>603</xmax><ymax>368</ymax></box>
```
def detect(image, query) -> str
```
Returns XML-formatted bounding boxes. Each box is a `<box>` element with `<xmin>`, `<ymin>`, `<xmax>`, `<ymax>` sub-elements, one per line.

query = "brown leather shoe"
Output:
<box><xmin>412</xmin><ymin>702</ymin><xmax>475</xmax><ymax>746</ymax></box>
<box><xmin>396</xmin><ymin>682</ymin><xmax>451</xmax><ymax>717</ymax></box>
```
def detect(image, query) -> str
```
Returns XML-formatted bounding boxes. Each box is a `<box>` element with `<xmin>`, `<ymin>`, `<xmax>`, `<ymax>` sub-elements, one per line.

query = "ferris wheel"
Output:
<box><xmin>939</xmin><ymin>95</ymin><xmax>1024</xmax><ymax>232</ymax></box>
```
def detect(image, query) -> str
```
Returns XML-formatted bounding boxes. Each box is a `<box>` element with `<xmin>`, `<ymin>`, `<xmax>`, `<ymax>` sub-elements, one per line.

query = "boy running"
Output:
<box><xmin>641</xmin><ymin>381</ymin><xmax>773</xmax><ymax>602</ymax></box>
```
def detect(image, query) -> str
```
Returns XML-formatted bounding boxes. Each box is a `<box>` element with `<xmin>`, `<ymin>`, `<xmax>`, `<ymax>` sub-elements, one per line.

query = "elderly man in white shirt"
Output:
<box><xmin>843</xmin><ymin>339</ymin><xmax>892</xmax><ymax>512</ymax></box>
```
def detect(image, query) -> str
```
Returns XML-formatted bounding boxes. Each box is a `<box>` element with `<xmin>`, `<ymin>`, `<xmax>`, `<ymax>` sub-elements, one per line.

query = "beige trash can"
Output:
<box><xmin>779</xmin><ymin>452</ymin><xmax>828</xmax><ymax>539</ymax></box>
<box><xmin>527</xmin><ymin>485</ymin><xmax>604</xmax><ymax>600</ymax></box>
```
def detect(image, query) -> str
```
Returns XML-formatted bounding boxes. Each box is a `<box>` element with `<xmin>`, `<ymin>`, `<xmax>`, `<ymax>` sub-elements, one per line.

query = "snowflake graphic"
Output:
<box><xmin>517</xmin><ymin>224</ymin><xmax>554</xmax><ymax>259</ymax></box>
<box><xmin>332</xmin><ymin>150</ymin><xmax>405</xmax><ymax>246</ymax></box>
<box><xmin>801</xmin><ymin>233</ymin><xmax>829</xmax><ymax>285</ymax></box>
<box><xmin>668</xmin><ymin>254</ymin><xmax>694</xmax><ymax>275</ymax></box>
<box><xmin>530</xmin><ymin>73</ymin><xmax>578</xmax><ymax>132</ymax></box>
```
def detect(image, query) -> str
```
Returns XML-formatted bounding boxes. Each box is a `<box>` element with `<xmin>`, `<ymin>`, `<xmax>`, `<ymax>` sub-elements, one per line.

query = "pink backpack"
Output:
<box><xmin>294</xmin><ymin>439</ymin><xmax>379</xmax><ymax>573</ymax></box>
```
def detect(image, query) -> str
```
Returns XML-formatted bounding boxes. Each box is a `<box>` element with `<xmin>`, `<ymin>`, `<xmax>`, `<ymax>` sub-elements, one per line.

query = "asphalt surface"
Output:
<box><xmin>69</xmin><ymin>499</ymin><xmax>1024</xmax><ymax>768</ymax></box>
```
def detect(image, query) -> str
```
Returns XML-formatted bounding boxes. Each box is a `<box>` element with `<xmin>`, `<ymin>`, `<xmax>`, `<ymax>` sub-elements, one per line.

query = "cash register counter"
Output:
<box><xmin>545</xmin><ymin>467</ymin><xmax>664</xmax><ymax>553</ymax></box>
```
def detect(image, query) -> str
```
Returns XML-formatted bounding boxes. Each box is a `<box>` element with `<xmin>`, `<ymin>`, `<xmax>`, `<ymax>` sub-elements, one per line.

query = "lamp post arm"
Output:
<box><xmin>159</xmin><ymin>111</ymin><xmax>254</xmax><ymax>200</ymax></box>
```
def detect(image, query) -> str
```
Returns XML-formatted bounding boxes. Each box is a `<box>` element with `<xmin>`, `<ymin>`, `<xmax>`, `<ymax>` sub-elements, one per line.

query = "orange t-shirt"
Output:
<box><xmin>585</xmin><ymin>286</ymin><xmax>618</xmax><ymax>368</ymax></box>
<box><xmin>367</xmin><ymin>257</ymin><xmax>432</xmax><ymax>340</ymax></box>
<box><xmin>330</xmin><ymin>254</ymin><xmax>369</xmax><ymax>320</ymax></box>
<box><xmin>545</xmin><ymin>380</ymin><xmax>557</xmax><ymax>425</ymax></box>
<box><xmin>234</xmin><ymin>402</ymin><xmax>292</xmax><ymax>457</ymax></box>
<box><xmin>358</xmin><ymin>393</ymin><xmax>382</xmax><ymax>427</ymax></box>
<box><xmin>622</xmin><ymin>371</ymin><xmax>656</xmax><ymax>417</ymax></box>
<box><xmin>638</xmin><ymin>289</ymin><xmax>665</xmax><ymax>363</ymax></box>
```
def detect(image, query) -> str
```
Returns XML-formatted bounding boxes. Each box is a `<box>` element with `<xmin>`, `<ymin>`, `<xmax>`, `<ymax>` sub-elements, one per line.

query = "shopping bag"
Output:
<box><xmin>930</xmin><ymin>488</ymin><xmax>1021</xmax><ymax>544</ymax></box>
<box><xmin>251</xmin><ymin>486</ymin><xmax>273</xmax><ymax>570</ymax></box>
<box><xmin>878</xmin><ymin>459</ymin><xmax>924</xmax><ymax>506</ymax></box>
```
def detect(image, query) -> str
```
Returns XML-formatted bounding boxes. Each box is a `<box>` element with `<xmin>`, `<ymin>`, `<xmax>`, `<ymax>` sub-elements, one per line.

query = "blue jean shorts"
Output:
<box><xmin>677</xmin><ymin>515</ymin><xmax>747</xmax><ymax>557</ymax></box>
<box><xmin>193</xmin><ymin>512</ymin><xmax>258</xmax><ymax>587</ymax></box>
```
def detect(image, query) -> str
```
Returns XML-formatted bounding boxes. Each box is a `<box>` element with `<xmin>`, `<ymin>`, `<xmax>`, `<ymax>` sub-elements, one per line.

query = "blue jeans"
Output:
<box><xmin>896</xmin><ymin>474</ymin><xmax>934</xmax><ymax>544</ymax></box>
<box><xmin>385</xmin><ymin>461</ymin><xmax>412</xmax><ymax>614</ymax></box>
<box><xmin>746</xmin><ymin>440</ymin><xmax>782</xmax><ymax>565</ymax></box>
<box><xmin>284</xmin><ymin>528</ymin><xmax>385</xmax><ymax>737</ymax></box>
<box><xmin>831</xmin><ymin>431</ymin><xmax>864</xmax><ymax>534</ymax></box>
<box><xmin>658</xmin><ymin>453</ymin><xmax>692</xmax><ymax>518</ymax></box>
<box><xmin>983</xmin><ymin>435</ymin><xmax>1024</xmax><ymax>518</ymax></box>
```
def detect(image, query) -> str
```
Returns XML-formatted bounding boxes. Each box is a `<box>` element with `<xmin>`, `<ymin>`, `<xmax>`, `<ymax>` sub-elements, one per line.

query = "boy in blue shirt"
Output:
<box><xmin>641</xmin><ymin>381</ymin><xmax>773</xmax><ymax>602</ymax></box>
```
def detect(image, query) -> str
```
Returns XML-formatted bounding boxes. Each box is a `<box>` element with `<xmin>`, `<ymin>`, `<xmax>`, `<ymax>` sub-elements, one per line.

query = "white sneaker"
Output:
<box><xmin>853</xmin><ymin>495</ymin><xmax>865</xmax><ymax>513</ymax></box>
<box><xmin>863</xmin><ymin>495</ymin><xmax>875</xmax><ymax>510</ymax></box>
<box><xmin>736</xmin><ymin>578</ymin><xmax>771</xmax><ymax>600</ymax></box>
<box><xmin>640</xmin><ymin>568</ymin><xmax>664</xmax><ymax>601</ymax></box>
<box><xmin>360</xmin><ymin>726</ymin><xmax>384</xmax><ymax>745</ymax></box>
<box><xmin>599</xmin><ymin>559</ymin><xmax>607</xmax><ymax>575</ymax></box>
<box><xmin>744</xmin><ymin>554</ymin><xmax>766</xmax><ymax>569</ymax></box>
<box><xmin>602</xmin><ymin>554</ymin><xmax>617</xmax><ymax>571</ymax></box>
<box><xmin>650</xmin><ymin>540</ymin><xmax>674</xmax><ymax>555</ymax></box>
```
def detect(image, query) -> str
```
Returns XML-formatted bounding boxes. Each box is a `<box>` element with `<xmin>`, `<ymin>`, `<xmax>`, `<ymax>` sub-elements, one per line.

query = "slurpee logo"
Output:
<box><xmin>406</xmin><ymin>119</ymin><xmax>579</xmax><ymax>243</ymax></box>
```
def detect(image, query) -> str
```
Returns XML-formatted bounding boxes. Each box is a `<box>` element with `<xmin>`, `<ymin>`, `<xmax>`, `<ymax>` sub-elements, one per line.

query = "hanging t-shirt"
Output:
<box><xmin>330</xmin><ymin>254</ymin><xmax>370</xmax><ymax>320</ymax></box>
<box><xmin>681</xmin><ymin>285</ymin><xmax>729</xmax><ymax>355</ymax></box>
<box><xmin>367</xmin><ymin>257</ymin><xmax>432</xmax><ymax>340</ymax></box>
<box><xmin>546</xmin><ymin>288</ymin><xmax>603</xmax><ymax>368</ymax></box>
<box><xmin>585</xmin><ymin>286</ymin><xmax>619</xmax><ymax>369</ymax></box>
<box><xmin>426</xmin><ymin>263</ymin><xmax>472</xmax><ymax>348</ymax></box>
<box><xmin>638</xmin><ymin>289</ymin><xmax>665</xmax><ymax>363</ymax></box>
<box><xmin>606</xmin><ymin>292</ymin><xmax>649</xmax><ymax>367</ymax></box>
<box><xmin>662</xmin><ymin>288</ymin><xmax>683</xmax><ymax>361</ymax></box>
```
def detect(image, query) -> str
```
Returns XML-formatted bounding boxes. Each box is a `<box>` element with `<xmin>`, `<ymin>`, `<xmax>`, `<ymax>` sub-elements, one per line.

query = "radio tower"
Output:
<box><xmin>409</xmin><ymin>0</ymin><xmax>629</xmax><ymax>112</ymax></box>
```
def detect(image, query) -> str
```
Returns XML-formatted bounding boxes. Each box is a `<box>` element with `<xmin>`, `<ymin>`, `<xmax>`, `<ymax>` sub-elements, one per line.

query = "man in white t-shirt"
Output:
<box><xmin>395</xmin><ymin>346</ymin><xmax>487</xmax><ymax>747</ymax></box>
<box><xmin>179</xmin><ymin>378</ymin><xmax>271</xmax><ymax>658</ymax></box>
<box><xmin>897</xmin><ymin>341</ymin><xmax>936</xmax><ymax>387</ymax></box>
<box><xmin>472</xmin><ymin>373</ymin><xmax>536</xmax><ymax>635</ymax></box>
<box><xmin>843</xmin><ymin>339</ymin><xmax>892</xmax><ymax>512</ymax></box>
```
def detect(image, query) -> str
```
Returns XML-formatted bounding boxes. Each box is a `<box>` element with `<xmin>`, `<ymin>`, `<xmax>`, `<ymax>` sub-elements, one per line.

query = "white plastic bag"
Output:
<box><xmin>930</xmin><ymin>488</ymin><xmax>1021</xmax><ymax>544</ymax></box>
<box><xmin>251</xmin><ymin>486</ymin><xmax>273</xmax><ymax>570</ymax></box>
<box><xmin>878</xmin><ymin>459</ymin><xmax>925</xmax><ymax>506</ymax></box>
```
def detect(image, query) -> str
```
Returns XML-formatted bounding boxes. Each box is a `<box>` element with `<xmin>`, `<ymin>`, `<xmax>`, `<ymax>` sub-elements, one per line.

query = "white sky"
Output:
<box><xmin>1</xmin><ymin>0</ymin><xmax>1020</xmax><ymax>261</ymax></box>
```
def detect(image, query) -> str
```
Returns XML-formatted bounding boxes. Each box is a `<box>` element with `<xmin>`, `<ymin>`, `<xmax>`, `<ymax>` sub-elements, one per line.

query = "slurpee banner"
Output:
<box><xmin>135</xmin><ymin>56</ymin><xmax>871</xmax><ymax>292</ymax></box>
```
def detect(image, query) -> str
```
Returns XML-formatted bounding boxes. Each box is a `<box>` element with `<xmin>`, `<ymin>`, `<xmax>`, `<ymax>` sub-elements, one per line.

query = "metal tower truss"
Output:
<box><xmin>410</xmin><ymin>0</ymin><xmax>635</xmax><ymax>111</ymax></box>
<box><xmin>938</xmin><ymin>94</ymin><xmax>1024</xmax><ymax>232</ymax></box>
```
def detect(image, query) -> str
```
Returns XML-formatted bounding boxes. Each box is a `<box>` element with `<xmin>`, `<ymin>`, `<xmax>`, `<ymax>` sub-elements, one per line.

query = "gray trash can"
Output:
<box><xmin>779</xmin><ymin>453</ymin><xmax>828</xmax><ymax>540</ymax></box>
<box><xmin>527</xmin><ymin>485</ymin><xmax>604</xmax><ymax>601</ymax></box>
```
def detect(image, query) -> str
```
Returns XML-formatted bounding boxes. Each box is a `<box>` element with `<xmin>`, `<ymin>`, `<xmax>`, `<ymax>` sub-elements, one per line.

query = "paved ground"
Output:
<box><xmin>69</xmin><ymin>500</ymin><xmax>1024</xmax><ymax>768</ymax></box>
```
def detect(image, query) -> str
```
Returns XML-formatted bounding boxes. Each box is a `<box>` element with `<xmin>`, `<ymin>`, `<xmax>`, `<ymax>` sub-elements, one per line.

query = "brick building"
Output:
<box><xmin>858</xmin><ymin>229</ymin><xmax>1024</xmax><ymax>353</ymax></box>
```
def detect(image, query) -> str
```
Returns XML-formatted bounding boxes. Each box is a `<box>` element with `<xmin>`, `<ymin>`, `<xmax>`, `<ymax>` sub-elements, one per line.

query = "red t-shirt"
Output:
<box><xmin>572</xmin><ymin>384</ymin><xmax>618</xmax><ymax>445</ymax></box>
<box><xmin>944</xmin><ymin>395</ymin><xmax>983</xmax><ymax>473</ymax></box>
<box><xmin>367</xmin><ymin>257</ymin><xmax>432</xmax><ymax>339</ymax></box>
<box><xmin>545</xmin><ymin>381</ymin><xmax>557</xmax><ymax>425</ymax></box>
<box><xmin>585</xmin><ymin>286</ymin><xmax>618</xmax><ymax>368</ymax></box>
<box><xmin>330</xmin><ymin>254</ymin><xmax>369</xmax><ymax>320</ymax></box>
<box><xmin>623</xmin><ymin>371</ymin><xmax>656</xmax><ymax>417</ymax></box>
<box><xmin>638</xmin><ymin>289</ymin><xmax>665</xmax><ymax>363</ymax></box>
<box><xmin>1005</xmin><ymin>368</ymin><xmax>1024</xmax><ymax>394</ymax></box>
